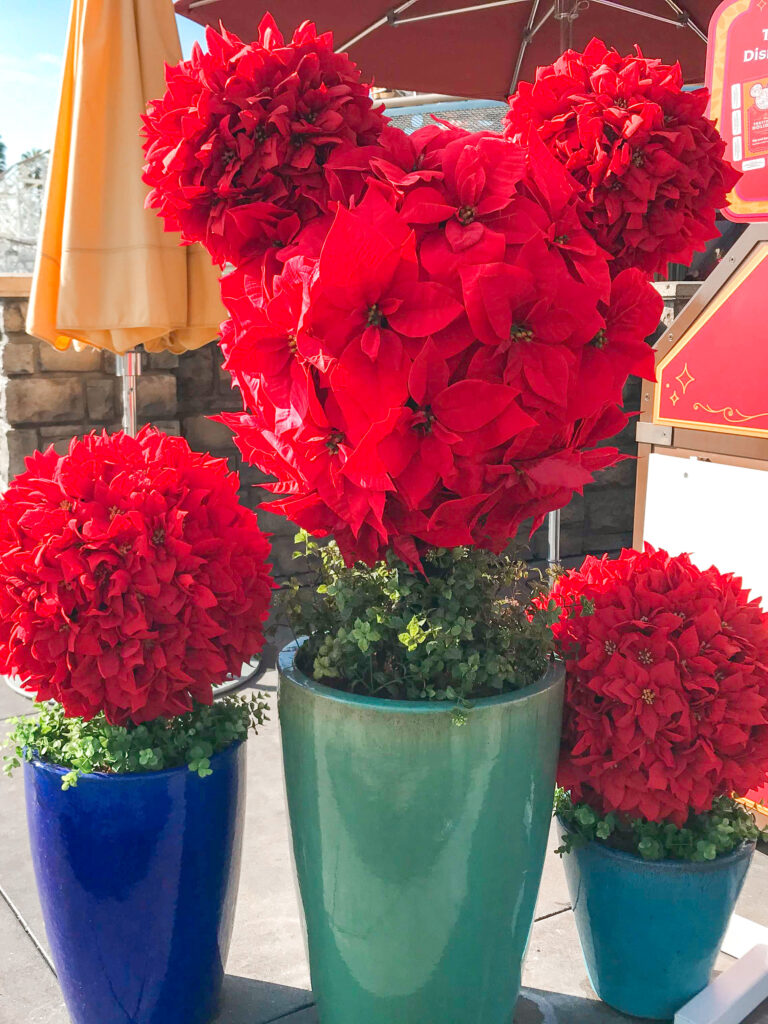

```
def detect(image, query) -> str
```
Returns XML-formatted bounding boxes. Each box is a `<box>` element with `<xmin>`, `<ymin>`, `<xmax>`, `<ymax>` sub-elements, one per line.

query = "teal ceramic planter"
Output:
<box><xmin>278</xmin><ymin>640</ymin><xmax>565</xmax><ymax>1024</ymax></box>
<box><xmin>560</xmin><ymin>822</ymin><xmax>754</xmax><ymax>1020</ymax></box>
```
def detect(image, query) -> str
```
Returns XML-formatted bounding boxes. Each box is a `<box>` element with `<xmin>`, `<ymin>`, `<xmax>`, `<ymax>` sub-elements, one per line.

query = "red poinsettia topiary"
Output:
<box><xmin>547</xmin><ymin>546</ymin><xmax>768</xmax><ymax>825</ymax></box>
<box><xmin>0</xmin><ymin>428</ymin><xmax>273</xmax><ymax>724</ymax></box>
<box><xmin>142</xmin><ymin>14</ymin><xmax>387</xmax><ymax>267</ymax></box>
<box><xmin>218</xmin><ymin>129</ymin><xmax>663</xmax><ymax>567</ymax></box>
<box><xmin>504</xmin><ymin>38</ymin><xmax>740</xmax><ymax>278</ymax></box>
<box><xmin>145</xmin><ymin>18</ymin><xmax>740</xmax><ymax>570</ymax></box>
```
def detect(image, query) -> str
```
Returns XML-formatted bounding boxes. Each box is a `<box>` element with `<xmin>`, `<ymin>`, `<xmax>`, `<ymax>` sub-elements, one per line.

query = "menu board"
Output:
<box><xmin>707</xmin><ymin>0</ymin><xmax>768</xmax><ymax>220</ymax></box>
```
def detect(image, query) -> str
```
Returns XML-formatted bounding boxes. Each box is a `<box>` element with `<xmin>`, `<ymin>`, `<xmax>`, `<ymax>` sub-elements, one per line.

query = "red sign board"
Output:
<box><xmin>655</xmin><ymin>241</ymin><xmax>768</xmax><ymax>435</ymax></box>
<box><xmin>707</xmin><ymin>0</ymin><xmax>768</xmax><ymax>221</ymax></box>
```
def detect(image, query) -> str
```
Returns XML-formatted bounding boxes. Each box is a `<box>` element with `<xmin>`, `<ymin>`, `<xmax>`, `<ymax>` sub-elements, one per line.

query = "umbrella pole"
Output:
<box><xmin>117</xmin><ymin>351</ymin><xmax>142</xmax><ymax>437</ymax></box>
<box><xmin>550</xmin><ymin>0</ymin><xmax>577</xmax><ymax>565</ymax></box>
<box><xmin>547</xmin><ymin>509</ymin><xmax>561</xmax><ymax>567</ymax></box>
<box><xmin>555</xmin><ymin>0</ymin><xmax>575</xmax><ymax>50</ymax></box>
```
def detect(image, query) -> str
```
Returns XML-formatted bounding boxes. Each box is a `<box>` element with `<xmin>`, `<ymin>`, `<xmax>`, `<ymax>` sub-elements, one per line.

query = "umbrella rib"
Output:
<box><xmin>396</xmin><ymin>0</ymin><xmax>532</xmax><ymax>24</ymax></box>
<box><xmin>510</xmin><ymin>0</ymin><xmax>543</xmax><ymax>92</ymax></box>
<box><xmin>661</xmin><ymin>0</ymin><xmax>708</xmax><ymax>41</ymax></box>
<box><xmin>588</xmin><ymin>0</ymin><xmax>705</xmax><ymax>32</ymax></box>
<box><xmin>529</xmin><ymin>2</ymin><xmax>555</xmax><ymax>36</ymax></box>
<box><xmin>338</xmin><ymin>0</ymin><xmax>423</xmax><ymax>50</ymax></box>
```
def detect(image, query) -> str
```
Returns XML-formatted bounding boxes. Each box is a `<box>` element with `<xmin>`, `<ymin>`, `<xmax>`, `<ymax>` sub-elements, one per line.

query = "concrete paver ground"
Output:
<box><xmin>2</xmin><ymin>670</ymin><xmax>767</xmax><ymax>1024</ymax></box>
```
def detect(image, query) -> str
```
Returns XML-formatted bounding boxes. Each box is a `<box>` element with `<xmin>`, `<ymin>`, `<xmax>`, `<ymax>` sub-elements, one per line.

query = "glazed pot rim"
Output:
<box><xmin>26</xmin><ymin>738</ymin><xmax>244</xmax><ymax>782</ymax></box>
<box><xmin>555</xmin><ymin>814</ymin><xmax>755</xmax><ymax>871</ymax></box>
<box><xmin>279</xmin><ymin>637</ymin><xmax>564</xmax><ymax>713</ymax></box>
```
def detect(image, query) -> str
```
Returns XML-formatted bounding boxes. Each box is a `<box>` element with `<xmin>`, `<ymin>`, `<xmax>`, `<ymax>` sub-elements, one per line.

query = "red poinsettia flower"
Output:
<box><xmin>546</xmin><ymin>546</ymin><xmax>768</xmax><ymax>824</ymax></box>
<box><xmin>217</xmin><ymin>144</ymin><xmax>660</xmax><ymax>568</ymax></box>
<box><xmin>142</xmin><ymin>14</ymin><xmax>387</xmax><ymax>266</ymax></box>
<box><xmin>311</xmin><ymin>192</ymin><xmax>463</xmax><ymax>365</ymax></box>
<box><xmin>0</xmin><ymin>429</ymin><xmax>274</xmax><ymax>724</ymax></box>
<box><xmin>505</xmin><ymin>38</ymin><xmax>740</xmax><ymax>277</ymax></box>
<box><xmin>569</xmin><ymin>268</ymin><xmax>663</xmax><ymax>419</ymax></box>
<box><xmin>325</xmin><ymin>121</ymin><xmax>466</xmax><ymax>207</ymax></box>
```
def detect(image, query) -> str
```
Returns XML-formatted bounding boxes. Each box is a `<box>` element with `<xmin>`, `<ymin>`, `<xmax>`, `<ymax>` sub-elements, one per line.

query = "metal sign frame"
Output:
<box><xmin>634</xmin><ymin>222</ymin><xmax>768</xmax><ymax>547</ymax></box>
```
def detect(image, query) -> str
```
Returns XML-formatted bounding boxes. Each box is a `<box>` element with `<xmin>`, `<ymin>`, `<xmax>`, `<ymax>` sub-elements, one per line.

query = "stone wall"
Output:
<box><xmin>0</xmin><ymin>292</ymin><xmax>178</xmax><ymax>482</ymax></box>
<box><xmin>0</xmin><ymin>278</ymin><xmax>699</xmax><ymax>577</ymax></box>
<box><xmin>0</xmin><ymin>280</ymin><xmax>298</xmax><ymax>581</ymax></box>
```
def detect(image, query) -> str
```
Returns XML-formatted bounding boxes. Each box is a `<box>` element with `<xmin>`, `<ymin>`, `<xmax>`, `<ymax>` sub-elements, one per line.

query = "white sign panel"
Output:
<box><xmin>644</xmin><ymin>453</ymin><xmax>768</xmax><ymax>602</ymax></box>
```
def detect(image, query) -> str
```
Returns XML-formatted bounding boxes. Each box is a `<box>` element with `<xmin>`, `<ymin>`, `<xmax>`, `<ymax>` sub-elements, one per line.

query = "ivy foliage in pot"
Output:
<box><xmin>0</xmin><ymin>428</ymin><xmax>274</xmax><ymax>1024</ymax></box>
<box><xmin>142</xmin><ymin>12</ymin><xmax>736</xmax><ymax>1024</ymax></box>
<box><xmin>547</xmin><ymin>546</ymin><xmax>768</xmax><ymax>1021</ymax></box>
<box><xmin>282</xmin><ymin>532</ymin><xmax>558</xmax><ymax>703</ymax></box>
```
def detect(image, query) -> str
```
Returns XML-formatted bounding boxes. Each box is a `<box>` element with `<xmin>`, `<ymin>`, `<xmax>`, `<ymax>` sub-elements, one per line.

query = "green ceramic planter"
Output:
<box><xmin>278</xmin><ymin>639</ymin><xmax>565</xmax><ymax>1024</ymax></box>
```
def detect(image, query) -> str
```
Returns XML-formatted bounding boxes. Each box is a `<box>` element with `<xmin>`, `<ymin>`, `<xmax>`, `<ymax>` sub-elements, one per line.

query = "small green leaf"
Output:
<box><xmin>575</xmin><ymin>805</ymin><xmax>597</xmax><ymax>827</ymax></box>
<box><xmin>2</xmin><ymin>694</ymin><xmax>267</xmax><ymax>788</ymax></box>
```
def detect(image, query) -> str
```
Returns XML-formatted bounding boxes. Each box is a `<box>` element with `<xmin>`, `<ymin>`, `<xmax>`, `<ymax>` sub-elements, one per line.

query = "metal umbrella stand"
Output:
<box><xmin>117</xmin><ymin>350</ymin><xmax>142</xmax><ymax>436</ymax></box>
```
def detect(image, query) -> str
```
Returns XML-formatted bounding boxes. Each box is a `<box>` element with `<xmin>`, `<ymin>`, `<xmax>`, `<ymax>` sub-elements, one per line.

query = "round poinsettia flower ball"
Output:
<box><xmin>0</xmin><ymin>428</ymin><xmax>274</xmax><ymax>724</ymax></box>
<box><xmin>504</xmin><ymin>38</ymin><xmax>740</xmax><ymax>278</ymax></box>
<box><xmin>142</xmin><ymin>14</ymin><xmax>387</xmax><ymax>267</ymax></box>
<box><xmin>218</xmin><ymin>126</ymin><xmax>662</xmax><ymax>569</ymax></box>
<box><xmin>548</xmin><ymin>546</ymin><xmax>768</xmax><ymax>825</ymax></box>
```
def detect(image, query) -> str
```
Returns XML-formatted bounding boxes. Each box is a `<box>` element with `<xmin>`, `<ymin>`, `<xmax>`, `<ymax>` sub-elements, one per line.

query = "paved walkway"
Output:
<box><xmin>2</xmin><ymin>673</ymin><xmax>768</xmax><ymax>1024</ymax></box>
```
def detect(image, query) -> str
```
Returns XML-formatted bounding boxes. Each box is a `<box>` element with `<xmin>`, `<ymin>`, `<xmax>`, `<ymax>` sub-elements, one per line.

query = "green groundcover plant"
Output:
<box><xmin>3</xmin><ymin>693</ymin><xmax>269</xmax><ymax>790</ymax></box>
<box><xmin>555</xmin><ymin>788</ymin><xmax>768</xmax><ymax>863</ymax></box>
<box><xmin>280</xmin><ymin>531</ymin><xmax>560</xmax><ymax>705</ymax></box>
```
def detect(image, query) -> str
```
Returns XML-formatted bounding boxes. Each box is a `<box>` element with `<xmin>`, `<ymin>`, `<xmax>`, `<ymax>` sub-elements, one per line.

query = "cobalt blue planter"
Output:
<box><xmin>561</xmin><ymin>823</ymin><xmax>754</xmax><ymax>1020</ymax></box>
<box><xmin>24</xmin><ymin>741</ymin><xmax>246</xmax><ymax>1024</ymax></box>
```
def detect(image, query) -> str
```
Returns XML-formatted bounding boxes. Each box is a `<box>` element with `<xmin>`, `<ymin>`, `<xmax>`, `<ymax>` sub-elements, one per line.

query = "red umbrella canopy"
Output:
<box><xmin>175</xmin><ymin>0</ymin><xmax>712</xmax><ymax>99</ymax></box>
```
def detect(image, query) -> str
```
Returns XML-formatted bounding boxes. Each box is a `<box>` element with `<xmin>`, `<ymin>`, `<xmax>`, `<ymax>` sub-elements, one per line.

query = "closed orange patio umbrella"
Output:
<box><xmin>28</xmin><ymin>0</ymin><xmax>225</xmax><ymax>430</ymax></box>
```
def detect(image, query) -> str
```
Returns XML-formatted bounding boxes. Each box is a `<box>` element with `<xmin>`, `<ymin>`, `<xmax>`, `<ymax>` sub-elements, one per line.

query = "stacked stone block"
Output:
<box><xmin>0</xmin><ymin>296</ymin><xmax>179</xmax><ymax>486</ymax></box>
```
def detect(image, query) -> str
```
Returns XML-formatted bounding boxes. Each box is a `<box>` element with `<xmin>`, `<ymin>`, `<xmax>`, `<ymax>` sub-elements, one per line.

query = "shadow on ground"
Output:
<box><xmin>214</xmin><ymin>975</ymin><xmax>314</xmax><ymax>1024</ymax></box>
<box><xmin>213</xmin><ymin>982</ymin><xmax>660</xmax><ymax>1024</ymax></box>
